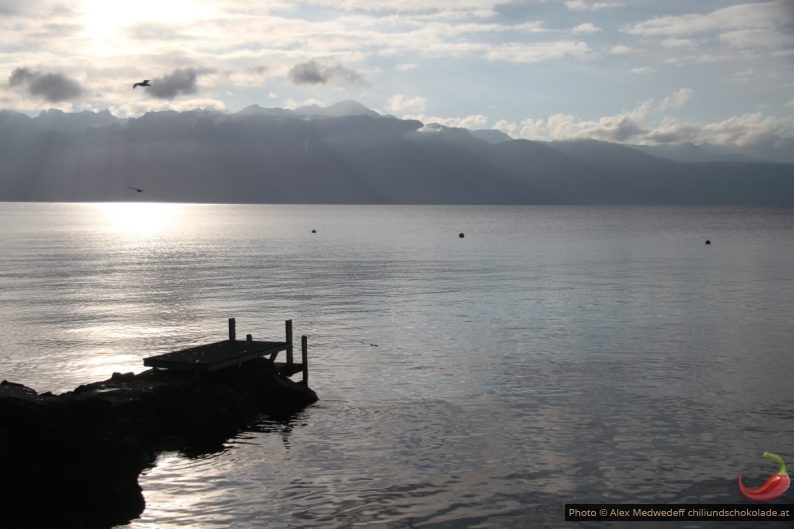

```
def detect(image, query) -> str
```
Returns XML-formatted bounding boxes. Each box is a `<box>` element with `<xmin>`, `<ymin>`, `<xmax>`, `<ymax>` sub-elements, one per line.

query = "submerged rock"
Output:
<box><xmin>0</xmin><ymin>359</ymin><xmax>317</xmax><ymax>528</ymax></box>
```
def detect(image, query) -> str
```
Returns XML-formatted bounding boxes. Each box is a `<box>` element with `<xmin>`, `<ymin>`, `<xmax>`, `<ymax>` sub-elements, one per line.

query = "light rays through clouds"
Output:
<box><xmin>0</xmin><ymin>0</ymin><xmax>792</xmax><ymax>148</ymax></box>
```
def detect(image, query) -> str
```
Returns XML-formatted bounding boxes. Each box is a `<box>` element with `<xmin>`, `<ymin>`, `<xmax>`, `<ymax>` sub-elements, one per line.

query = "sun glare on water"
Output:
<box><xmin>94</xmin><ymin>202</ymin><xmax>190</xmax><ymax>238</ymax></box>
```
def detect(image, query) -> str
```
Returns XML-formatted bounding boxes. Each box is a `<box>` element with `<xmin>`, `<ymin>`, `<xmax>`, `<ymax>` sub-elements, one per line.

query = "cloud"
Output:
<box><xmin>487</xmin><ymin>41</ymin><xmax>591</xmax><ymax>63</ymax></box>
<box><xmin>658</xmin><ymin>88</ymin><xmax>693</xmax><ymax>110</ymax></box>
<box><xmin>609</xmin><ymin>45</ymin><xmax>632</xmax><ymax>55</ymax></box>
<box><xmin>287</xmin><ymin>60</ymin><xmax>365</xmax><ymax>85</ymax></box>
<box><xmin>8</xmin><ymin>67</ymin><xmax>84</xmax><ymax>102</ymax></box>
<box><xmin>283</xmin><ymin>97</ymin><xmax>325</xmax><ymax>109</ymax></box>
<box><xmin>619</xmin><ymin>3</ymin><xmax>793</xmax><ymax>66</ymax></box>
<box><xmin>147</xmin><ymin>68</ymin><xmax>212</xmax><ymax>100</ymax></box>
<box><xmin>298</xmin><ymin>0</ymin><xmax>502</xmax><ymax>13</ymax></box>
<box><xmin>493</xmin><ymin>112</ymin><xmax>600</xmax><ymax>142</ymax></box>
<box><xmin>128</xmin><ymin>22</ymin><xmax>189</xmax><ymax>41</ymax></box>
<box><xmin>0</xmin><ymin>0</ymin><xmax>20</xmax><ymax>15</ymax></box>
<box><xmin>395</xmin><ymin>63</ymin><xmax>419</xmax><ymax>71</ymax></box>
<box><xmin>387</xmin><ymin>94</ymin><xmax>426</xmax><ymax>114</ymax></box>
<box><xmin>414</xmin><ymin>114</ymin><xmax>488</xmax><ymax>129</ymax></box>
<box><xmin>786</xmin><ymin>98</ymin><xmax>794</xmax><ymax>109</ymax></box>
<box><xmin>223</xmin><ymin>65</ymin><xmax>270</xmax><ymax>87</ymax></box>
<box><xmin>493</xmin><ymin>88</ymin><xmax>793</xmax><ymax>148</ymax></box>
<box><xmin>719</xmin><ymin>29</ymin><xmax>794</xmax><ymax>49</ymax></box>
<box><xmin>565</xmin><ymin>0</ymin><xmax>623</xmax><ymax>11</ymax></box>
<box><xmin>649</xmin><ymin>112</ymin><xmax>792</xmax><ymax>146</ymax></box>
<box><xmin>549</xmin><ymin>100</ymin><xmax>654</xmax><ymax>142</ymax></box>
<box><xmin>0</xmin><ymin>0</ymin><xmax>50</xmax><ymax>16</ymax></box>
<box><xmin>729</xmin><ymin>68</ymin><xmax>756</xmax><ymax>83</ymax></box>
<box><xmin>572</xmin><ymin>23</ymin><xmax>601</xmax><ymax>34</ymax></box>
<box><xmin>661</xmin><ymin>38</ymin><xmax>695</xmax><ymax>48</ymax></box>
<box><xmin>110</xmin><ymin>97</ymin><xmax>227</xmax><ymax>118</ymax></box>
<box><xmin>493</xmin><ymin>95</ymin><xmax>660</xmax><ymax>143</ymax></box>
<box><xmin>623</xmin><ymin>1</ymin><xmax>790</xmax><ymax>37</ymax></box>
<box><xmin>630</xmin><ymin>67</ymin><xmax>656</xmax><ymax>75</ymax></box>
<box><xmin>663</xmin><ymin>50</ymin><xmax>760</xmax><ymax>66</ymax></box>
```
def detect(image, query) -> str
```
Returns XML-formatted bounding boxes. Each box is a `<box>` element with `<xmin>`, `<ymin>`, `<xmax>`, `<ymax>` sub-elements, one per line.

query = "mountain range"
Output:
<box><xmin>0</xmin><ymin>101</ymin><xmax>791</xmax><ymax>204</ymax></box>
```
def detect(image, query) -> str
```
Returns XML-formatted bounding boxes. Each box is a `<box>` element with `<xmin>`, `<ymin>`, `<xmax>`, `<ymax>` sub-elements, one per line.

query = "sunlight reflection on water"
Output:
<box><xmin>90</xmin><ymin>202</ymin><xmax>193</xmax><ymax>238</ymax></box>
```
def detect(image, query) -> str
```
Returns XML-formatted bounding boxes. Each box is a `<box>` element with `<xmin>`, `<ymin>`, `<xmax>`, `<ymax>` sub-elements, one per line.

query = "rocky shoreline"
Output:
<box><xmin>0</xmin><ymin>359</ymin><xmax>317</xmax><ymax>528</ymax></box>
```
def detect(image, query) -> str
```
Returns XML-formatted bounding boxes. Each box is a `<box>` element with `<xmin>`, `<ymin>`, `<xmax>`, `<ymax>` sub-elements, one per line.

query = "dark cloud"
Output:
<box><xmin>148</xmin><ymin>68</ymin><xmax>212</xmax><ymax>100</ymax></box>
<box><xmin>288</xmin><ymin>60</ymin><xmax>364</xmax><ymax>85</ymax></box>
<box><xmin>8</xmin><ymin>67</ymin><xmax>84</xmax><ymax>102</ymax></box>
<box><xmin>288</xmin><ymin>61</ymin><xmax>327</xmax><ymax>84</ymax></box>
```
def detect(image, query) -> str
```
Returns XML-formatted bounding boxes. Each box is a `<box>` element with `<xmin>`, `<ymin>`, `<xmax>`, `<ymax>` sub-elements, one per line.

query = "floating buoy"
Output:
<box><xmin>459</xmin><ymin>233</ymin><xmax>464</xmax><ymax>238</ymax></box>
<box><xmin>311</xmin><ymin>229</ymin><xmax>317</xmax><ymax>233</ymax></box>
<box><xmin>705</xmin><ymin>240</ymin><xmax>711</xmax><ymax>245</ymax></box>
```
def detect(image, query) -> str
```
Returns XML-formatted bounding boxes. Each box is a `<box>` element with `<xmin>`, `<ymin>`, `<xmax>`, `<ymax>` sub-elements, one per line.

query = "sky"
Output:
<box><xmin>1</xmin><ymin>0</ymin><xmax>793</xmax><ymax>147</ymax></box>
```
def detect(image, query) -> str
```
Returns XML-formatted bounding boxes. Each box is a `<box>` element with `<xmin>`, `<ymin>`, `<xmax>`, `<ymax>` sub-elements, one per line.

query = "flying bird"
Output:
<box><xmin>128</xmin><ymin>186</ymin><xmax>144</xmax><ymax>193</ymax></box>
<box><xmin>132</xmin><ymin>80</ymin><xmax>151</xmax><ymax>89</ymax></box>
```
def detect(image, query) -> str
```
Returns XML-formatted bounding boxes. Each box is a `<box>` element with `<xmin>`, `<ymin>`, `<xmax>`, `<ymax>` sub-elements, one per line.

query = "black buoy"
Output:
<box><xmin>311</xmin><ymin>229</ymin><xmax>316</xmax><ymax>233</ymax></box>
<box><xmin>459</xmin><ymin>233</ymin><xmax>464</xmax><ymax>238</ymax></box>
<box><xmin>705</xmin><ymin>240</ymin><xmax>711</xmax><ymax>245</ymax></box>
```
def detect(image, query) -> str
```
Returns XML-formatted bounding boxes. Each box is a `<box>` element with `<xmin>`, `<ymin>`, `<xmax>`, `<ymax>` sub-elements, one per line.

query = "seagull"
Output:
<box><xmin>132</xmin><ymin>80</ymin><xmax>151</xmax><ymax>89</ymax></box>
<box><xmin>127</xmin><ymin>186</ymin><xmax>144</xmax><ymax>193</ymax></box>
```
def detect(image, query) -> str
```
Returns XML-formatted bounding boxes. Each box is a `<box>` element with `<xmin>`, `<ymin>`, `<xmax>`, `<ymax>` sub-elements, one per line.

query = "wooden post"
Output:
<box><xmin>228</xmin><ymin>318</ymin><xmax>236</xmax><ymax>342</ymax></box>
<box><xmin>301</xmin><ymin>335</ymin><xmax>308</xmax><ymax>386</ymax></box>
<box><xmin>286</xmin><ymin>319</ymin><xmax>293</xmax><ymax>371</ymax></box>
<box><xmin>246</xmin><ymin>334</ymin><xmax>252</xmax><ymax>342</ymax></box>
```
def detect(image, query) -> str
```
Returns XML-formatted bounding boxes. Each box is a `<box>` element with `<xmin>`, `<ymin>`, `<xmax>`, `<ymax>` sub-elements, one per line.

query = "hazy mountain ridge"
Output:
<box><xmin>628</xmin><ymin>142</ymin><xmax>763</xmax><ymax>163</ymax></box>
<box><xmin>0</xmin><ymin>105</ymin><xmax>792</xmax><ymax>204</ymax></box>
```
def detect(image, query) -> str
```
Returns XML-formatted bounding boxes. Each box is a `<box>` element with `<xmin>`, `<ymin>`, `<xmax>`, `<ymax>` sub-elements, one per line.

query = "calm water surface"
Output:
<box><xmin>0</xmin><ymin>203</ymin><xmax>792</xmax><ymax>528</ymax></box>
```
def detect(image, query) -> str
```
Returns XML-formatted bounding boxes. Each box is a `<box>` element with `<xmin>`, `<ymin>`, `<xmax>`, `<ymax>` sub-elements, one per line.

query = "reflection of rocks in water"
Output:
<box><xmin>243</xmin><ymin>416</ymin><xmax>300</xmax><ymax>450</ymax></box>
<box><xmin>0</xmin><ymin>359</ymin><xmax>317</xmax><ymax>528</ymax></box>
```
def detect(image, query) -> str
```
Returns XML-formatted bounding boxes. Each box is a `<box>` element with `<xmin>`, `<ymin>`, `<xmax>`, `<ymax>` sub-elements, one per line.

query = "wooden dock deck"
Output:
<box><xmin>143</xmin><ymin>319</ymin><xmax>309</xmax><ymax>384</ymax></box>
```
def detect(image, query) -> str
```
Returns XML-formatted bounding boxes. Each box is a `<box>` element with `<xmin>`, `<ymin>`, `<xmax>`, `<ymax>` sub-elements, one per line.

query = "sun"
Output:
<box><xmin>79</xmin><ymin>0</ymin><xmax>209</xmax><ymax>42</ymax></box>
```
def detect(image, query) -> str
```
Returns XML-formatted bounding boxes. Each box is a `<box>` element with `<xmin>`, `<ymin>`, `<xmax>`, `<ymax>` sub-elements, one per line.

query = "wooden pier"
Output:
<box><xmin>143</xmin><ymin>318</ymin><xmax>309</xmax><ymax>385</ymax></box>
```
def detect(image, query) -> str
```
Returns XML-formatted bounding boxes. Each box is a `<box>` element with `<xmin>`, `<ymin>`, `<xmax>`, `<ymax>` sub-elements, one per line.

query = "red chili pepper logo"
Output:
<box><xmin>738</xmin><ymin>452</ymin><xmax>790</xmax><ymax>501</ymax></box>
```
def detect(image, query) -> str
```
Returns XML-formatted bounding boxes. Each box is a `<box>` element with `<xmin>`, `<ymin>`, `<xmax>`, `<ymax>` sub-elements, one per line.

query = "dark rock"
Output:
<box><xmin>0</xmin><ymin>359</ymin><xmax>317</xmax><ymax>528</ymax></box>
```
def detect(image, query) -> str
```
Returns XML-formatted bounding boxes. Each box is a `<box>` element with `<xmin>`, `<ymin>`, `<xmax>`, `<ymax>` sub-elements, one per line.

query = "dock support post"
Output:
<box><xmin>286</xmin><ymin>320</ymin><xmax>293</xmax><ymax>372</ymax></box>
<box><xmin>246</xmin><ymin>334</ymin><xmax>252</xmax><ymax>342</ymax></box>
<box><xmin>228</xmin><ymin>318</ymin><xmax>236</xmax><ymax>342</ymax></box>
<box><xmin>301</xmin><ymin>335</ymin><xmax>308</xmax><ymax>386</ymax></box>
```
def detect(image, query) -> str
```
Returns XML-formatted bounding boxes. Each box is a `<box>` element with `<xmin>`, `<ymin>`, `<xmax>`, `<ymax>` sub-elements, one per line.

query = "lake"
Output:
<box><xmin>1</xmin><ymin>203</ymin><xmax>792</xmax><ymax>528</ymax></box>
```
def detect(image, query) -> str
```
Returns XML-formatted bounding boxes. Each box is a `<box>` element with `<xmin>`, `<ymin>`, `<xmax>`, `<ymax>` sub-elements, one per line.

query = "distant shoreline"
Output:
<box><xmin>1</xmin><ymin>108</ymin><xmax>792</xmax><ymax>205</ymax></box>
